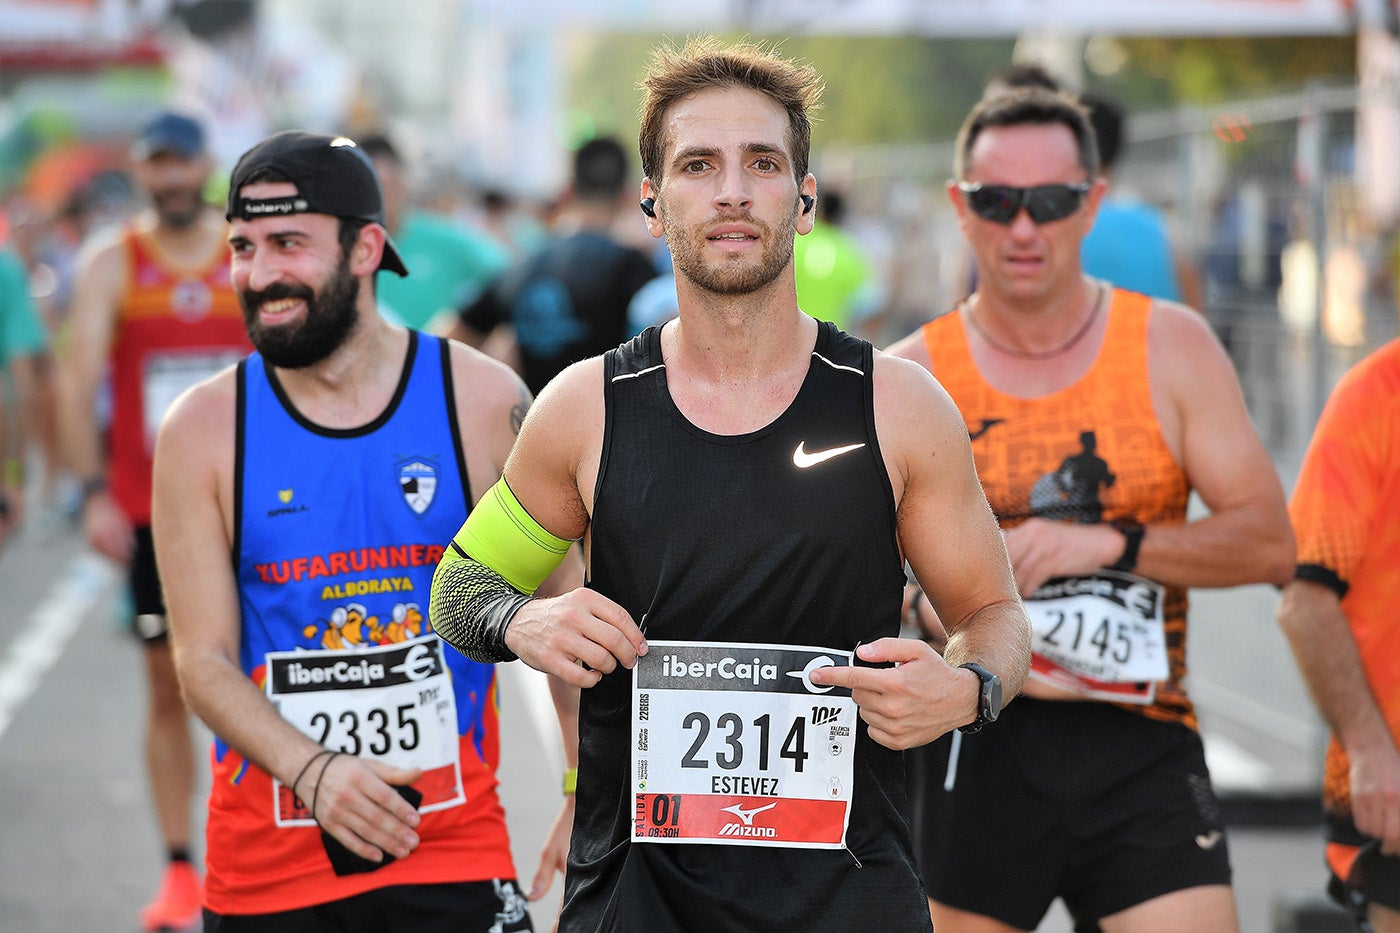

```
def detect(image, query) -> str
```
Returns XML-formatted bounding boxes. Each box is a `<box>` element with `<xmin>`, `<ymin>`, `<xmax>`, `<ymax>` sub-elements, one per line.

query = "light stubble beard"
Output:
<box><xmin>665</xmin><ymin>197</ymin><xmax>800</xmax><ymax>297</ymax></box>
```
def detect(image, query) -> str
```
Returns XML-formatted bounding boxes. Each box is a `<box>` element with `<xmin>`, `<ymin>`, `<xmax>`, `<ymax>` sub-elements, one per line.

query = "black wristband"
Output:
<box><xmin>481</xmin><ymin>592</ymin><xmax>530</xmax><ymax>663</ymax></box>
<box><xmin>428</xmin><ymin>556</ymin><xmax>529</xmax><ymax>664</ymax></box>
<box><xmin>1109</xmin><ymin>519</ymin><xmax>1145</xmax><ymax>572</ymax></box>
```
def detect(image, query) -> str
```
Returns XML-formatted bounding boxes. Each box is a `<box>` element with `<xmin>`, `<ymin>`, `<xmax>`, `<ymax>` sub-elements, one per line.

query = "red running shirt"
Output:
<box><xmin>106</xmin><ymin>224</ymin><xmax>249</xmax><ymax>524</ymax></box>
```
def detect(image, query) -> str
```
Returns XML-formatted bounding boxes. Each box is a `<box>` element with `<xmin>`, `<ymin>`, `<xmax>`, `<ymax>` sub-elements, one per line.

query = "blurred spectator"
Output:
<box><xmin>451</xmin><ymin>137</ymin><xmax>658</xmax><ymax>395</ymax></box>
<box><xmin>57</xmin><ymin>110</ymin><xmax>250</xmax><ymax>932</ymax></box>
<box><xmin>1202</xmin><ymin>183</ymin><xmax>1288</xmax><ymax>359</ymax></box>
<box><xmin>0</xmin><ymin>242</ymin><xmax>46</xmax><ymax>547</ymax></box>
<box><xmin>4</xmin><ymin>199</ymin><xmax>62</xmax><ymax>520</ymax></box>
<box><xmin>983</xmin><ymin>62</ymin><xmax>1062</xmax><ymax>97</ymax></box>
<box><xmin>1080</xmin><ymin>91</ymin><xmax>1204</xmax><ymax>309</ymax></box>
<box><xmin>793</xmin><ymin>189</ymin><xmax>881</xmax><ymax>336</ymax></box>
<box><xmin>477</xmin><ymin>186</ymin><xmax>547</xmax><ymax>259</ymax></box>
<box><xmin>359</xmin><ymin>133</ymin><xmax>510</xmax><ymax>334</ymax></box>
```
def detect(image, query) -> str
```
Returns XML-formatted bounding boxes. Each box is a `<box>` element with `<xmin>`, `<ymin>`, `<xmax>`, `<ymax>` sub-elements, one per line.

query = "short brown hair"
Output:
<box><xmin>638</xmin><ymin>36</ymin><xmax>824</xmax><ymax>189</ymax></box>
<box><xmin>954</xmin><ymin>87</ymin><xmax>1099</xmax><ymax>181</ymax></box>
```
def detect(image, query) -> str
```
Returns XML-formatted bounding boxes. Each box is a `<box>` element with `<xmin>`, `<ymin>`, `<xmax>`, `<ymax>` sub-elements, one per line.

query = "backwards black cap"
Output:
<box><xmin>225</xmin><ymin>130</ymin><xmax>408</xmax><ymax>277</ymax></box>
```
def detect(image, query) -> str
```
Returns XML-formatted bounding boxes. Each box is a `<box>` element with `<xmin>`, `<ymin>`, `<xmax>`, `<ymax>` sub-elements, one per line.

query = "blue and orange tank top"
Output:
<box><xmin>921</xmin><ymin>289</ymin><xmax>1196</xmax><ymax>729</ymax></box>
<box><xmin>207</xmin><ymin>331</ymin><xmax>515</xmax><ymax>914</ymax></box>
<box><xmin>108</xmin><ymin>223</ymin><xmax>248</xmax><ymax>525</ymax></box>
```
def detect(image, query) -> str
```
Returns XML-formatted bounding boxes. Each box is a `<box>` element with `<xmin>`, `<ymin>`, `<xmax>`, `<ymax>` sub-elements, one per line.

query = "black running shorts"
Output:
<box><xmin>202</xmin><ymin>879</ymin><xmax>533</xmax><ymax>932</ymax></box>
<box><xmin>909</xmin><ymin>698</ymin><xmax>1232</xmax><ymax>930</ymax></box>
<box><xmin>1327</xmin><ymin>815</ymin><xmax>1400</xmax><ymax>921</ymax></box>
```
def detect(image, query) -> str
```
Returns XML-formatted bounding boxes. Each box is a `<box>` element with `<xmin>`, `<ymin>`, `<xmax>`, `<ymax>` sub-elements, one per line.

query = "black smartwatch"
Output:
<box><xmin>1110</xmin><ymin>519</ymin><xmax>1145</xmax><ymax>572</ymax></box>
<box><xmin>958</xmin><ymin>663</ymin><xmax>1002</xmax><ymax>734</ymax></box>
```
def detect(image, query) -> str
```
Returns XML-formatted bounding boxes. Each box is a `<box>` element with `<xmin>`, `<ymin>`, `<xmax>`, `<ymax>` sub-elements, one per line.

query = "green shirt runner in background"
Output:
<box><xmin>375</xmin><ymin>210</ymin><xmax>509</xmax><ymax>331</ymax></box>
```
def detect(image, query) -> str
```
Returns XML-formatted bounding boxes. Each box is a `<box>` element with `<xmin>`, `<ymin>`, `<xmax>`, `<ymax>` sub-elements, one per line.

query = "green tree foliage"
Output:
<box><xmin>567</xmin><ymin>33</ymin><xmax>1358</xmax><ymax>153</ymax></box>
<box><xmin>566</xmin><ymin>34</ymin><xmax>1015</xmax><ymax>151</ymax></box>
<box><xmin>1114</xmin><ymin>37</ymin><xmax>1356</xmax><ymax>104</ymax></box>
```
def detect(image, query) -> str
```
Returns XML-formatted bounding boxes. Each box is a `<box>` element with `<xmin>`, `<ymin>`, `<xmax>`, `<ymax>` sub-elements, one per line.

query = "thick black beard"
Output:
<box><xmin>241</xmin><ymin>252</ymin><xmax>361</xmax><ymax>369</ymax></box>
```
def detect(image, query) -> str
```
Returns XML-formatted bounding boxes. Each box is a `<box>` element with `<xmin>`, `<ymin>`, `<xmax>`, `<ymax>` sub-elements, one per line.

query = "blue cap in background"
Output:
<box><xmin>132</xmin><ymin>112</ymin><xmax>207</xmax><ymax>161</ymax></box>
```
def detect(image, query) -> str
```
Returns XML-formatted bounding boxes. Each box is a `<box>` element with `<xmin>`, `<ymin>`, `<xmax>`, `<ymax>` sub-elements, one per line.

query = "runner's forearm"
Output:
<box><xmin>177</xmin><ymin>649</ymin><xmax>325</xmax><ymax>788</ymax></box>
<box><xmin>942</xmin><ymin>598</ymin><xmax>1031</xmax><ymax>700</ymax></box>
<box><xmin>1128</xmin><ymin>505</ymin><xmax>1292</xmax><ymax>589</ymax></box>
<box><xmin>1277</xmin><ymin>580</ymin><xmax>1394</xmax><ymax>753</ymax></box>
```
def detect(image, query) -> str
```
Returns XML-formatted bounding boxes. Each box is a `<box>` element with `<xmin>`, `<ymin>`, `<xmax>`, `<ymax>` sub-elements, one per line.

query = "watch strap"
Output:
<box><xmin>957</xmin><ymin>662</ymin><xmax>1001</xmax><ymax>734</ymax></box>
<box><xmin>1109</xmin><ymin>519</ymin><xmax>1144</xmax><ymax>572</ymax></box>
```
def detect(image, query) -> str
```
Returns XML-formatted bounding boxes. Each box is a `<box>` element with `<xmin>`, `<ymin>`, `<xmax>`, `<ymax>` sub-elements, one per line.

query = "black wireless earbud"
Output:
<box><xmin>640</xmin><ymin>198</ymin><xmax>657</xmax><ymax>218</ymax></box>
<box><xmin>800</xmin><ymin>194</ymin><xmax>815</xmax><ymax>214</ymax></box>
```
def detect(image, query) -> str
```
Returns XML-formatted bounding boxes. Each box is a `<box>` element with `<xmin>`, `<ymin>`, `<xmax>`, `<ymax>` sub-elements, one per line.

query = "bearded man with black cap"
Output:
<box><xmin>151</xmin><ymin>130</ymin><xmax>575</xmax><ymax>931</ymax></box>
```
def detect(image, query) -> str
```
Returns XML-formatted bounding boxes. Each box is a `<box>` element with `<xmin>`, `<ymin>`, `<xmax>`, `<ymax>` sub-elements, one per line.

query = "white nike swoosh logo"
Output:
<box><xmin>1195</xmin><ymin>830</ymin><xmax>1223</xmax><ymax>850</ymax></box>
<box><xmin>793</xmin><ymin>441</ymin><xmax>866</xmax><ymax>469</ymax></box>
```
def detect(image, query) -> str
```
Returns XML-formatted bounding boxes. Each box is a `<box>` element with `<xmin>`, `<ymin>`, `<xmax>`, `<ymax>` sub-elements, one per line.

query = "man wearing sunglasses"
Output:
<box><xmin>888</xmin><ymin>88</ymin><xmax>1294</xmax><ymax>933</ymax></box>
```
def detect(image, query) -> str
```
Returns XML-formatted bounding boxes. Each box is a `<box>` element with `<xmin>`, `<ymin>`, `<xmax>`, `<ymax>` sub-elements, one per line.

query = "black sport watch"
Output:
<box><xmin>958</xmin><ymin>663</ymin><xmax>1002</xmax><ymax>734</ymax></box>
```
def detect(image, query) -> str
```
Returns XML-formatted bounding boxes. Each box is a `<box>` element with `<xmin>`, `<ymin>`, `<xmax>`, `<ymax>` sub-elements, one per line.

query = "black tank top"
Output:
<box><xmin>562</xmin><ymin>321</ymin><xmax>931</xmax><ymax>931</ymax></box>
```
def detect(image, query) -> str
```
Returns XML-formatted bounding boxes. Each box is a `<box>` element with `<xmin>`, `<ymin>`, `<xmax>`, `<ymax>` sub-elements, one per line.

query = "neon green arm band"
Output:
<box><xmin>451</xmin><ymin>477</ymin><xmax>572</xmax><ymax>595</ymax></box>
<box><xmin>430</xmin><ymin>479</ymin><xmax>573</xmax><ymax>663</ymax></box>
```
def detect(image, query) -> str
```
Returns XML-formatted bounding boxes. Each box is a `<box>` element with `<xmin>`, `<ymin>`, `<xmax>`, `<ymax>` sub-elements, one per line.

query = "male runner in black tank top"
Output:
<box><xmin>431</xmin><ymin>37</ymin><xmax>1032</xmax><ymax>931</ymax></box>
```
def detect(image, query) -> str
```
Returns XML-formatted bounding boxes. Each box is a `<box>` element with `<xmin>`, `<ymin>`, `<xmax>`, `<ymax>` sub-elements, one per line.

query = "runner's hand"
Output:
<box><xmin>1003</xmin><ymin>518</ymin><xmax>1124</xmax><ymax>595</ymax></box>
<box><xmin>505</xmin><ymin>590</ymin><xmax>647</xmax><ymax>688</ymax></box>
<box><xmin>1349</xmin><ymin>740</ymin><xmax>1400</xmax><ymax>855</ymax></box>
<box><xmin>310</xmin><ymin>755</ymin><xmax>423</xmax><ymax>862</ymax></box>
<box><xmin>83</xmin><ymin>490</ymin><xmax>134</xmax><ymax>564</ymax></box>
<box><xmin>808</xmin><ymin>638</ymin><xmax>975</xmax><ymax>750</ymax></box>
<box><xmin>528</xmin><ymin>794</ymin><xmax>574</xmax><ymax>902</ymax></box>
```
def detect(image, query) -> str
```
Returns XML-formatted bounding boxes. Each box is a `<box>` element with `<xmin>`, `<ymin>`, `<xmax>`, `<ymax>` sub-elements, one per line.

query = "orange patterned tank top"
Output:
<box><xmin>921</xmin><ymin>288</ymin><xmax>1196</xmax><ymax>729</ymax></box>
<box><xmin>1288</xmin><ymin>338</ymin><xmax>1400</xmax><ymax>820</ymax></box>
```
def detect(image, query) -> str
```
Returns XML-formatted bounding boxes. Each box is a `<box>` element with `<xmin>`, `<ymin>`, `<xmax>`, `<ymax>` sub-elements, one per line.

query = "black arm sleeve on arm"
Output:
<box><xmin>429</xmin><ymin>545</ymin><xmax>528</xmax><ymax>664</ymax></box>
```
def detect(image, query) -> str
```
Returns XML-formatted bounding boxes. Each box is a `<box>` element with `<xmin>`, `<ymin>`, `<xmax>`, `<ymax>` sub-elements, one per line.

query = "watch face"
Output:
<box><xmin>984</xmin><ymin>674</ymin><xmax>1002</xmax><ymax>722</ymax></box>
<box><xmin>962</xmin><ymin>663</ymin><xmax>1001</xmax><ymax>727</ymax></box>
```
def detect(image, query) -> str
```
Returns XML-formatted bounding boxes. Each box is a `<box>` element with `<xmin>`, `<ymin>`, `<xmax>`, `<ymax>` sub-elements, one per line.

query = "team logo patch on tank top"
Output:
<box><xmin>170</xmin><ymin>278</ymin><xmax>214</xmax><ymax>322</ymax></box>
<box><xmin>398</xmin><ymin>458</ymin><xmax>438</xmax><ymax>515</ymax></box>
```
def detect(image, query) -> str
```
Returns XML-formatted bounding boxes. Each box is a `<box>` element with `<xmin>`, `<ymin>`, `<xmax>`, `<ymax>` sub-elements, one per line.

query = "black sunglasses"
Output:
<box><xmin>958</xmin><ymin>182</ymin><xmax>1092</xmax><ymax>225</ymax></box>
